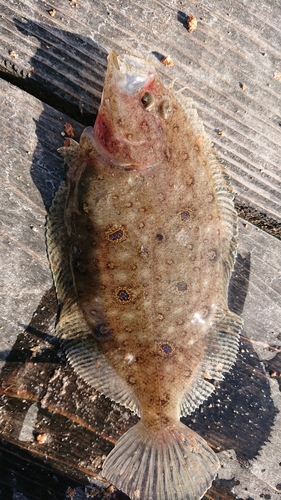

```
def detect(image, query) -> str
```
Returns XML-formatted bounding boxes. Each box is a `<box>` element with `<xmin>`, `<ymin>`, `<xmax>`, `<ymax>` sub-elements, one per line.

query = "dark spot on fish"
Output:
<box><xmin>208</xmin><ymin>249</ymin><xmax>218</xmax><ymax>262</ymax></box>
<box><xmin>186</xmin><ymin>176</ymin><xmax>194</xmax><ymax>186</ymax></box>
<box><xmin>176</xmin><ymin>281</ymin><xmax>188</xmax><ymax>293</ymax></box>
<box><xmin>207</xmin><ymin>193</ymin><xmax>214</xmax><ymax>203</ymax></box>
<box><xmin>161</xmin><ymin>343</ymin><xmax>173</xmax><ymax>355</ymax></box>
<box><xmin>160</xmin><ymin>393</ymin><xmax>170</xmax><ymax>406</ymax></box>
<box><xmin>117</xmin><ymin>289</ymin><xmax>130</xmax><ymax>302</ymax></box>
<box><xmin>182</xmin><ymin>152</ymin><xmax>189</xmax><ymax>161</ymax></box>
<box><xmin>140</xmin><ymin>119</ymin><xmax>150</xmax><ymax>133</ymax></box>
<box><xmin>181</xmin><ymin>210</ymin><xmax>191</xmax><ymax>221</ymax></box>
<box><xmin>127</xmin><ymin>375</ymin><xmax>136</xmax><ymax>385</ymax></box>
<box><xmin>158</xmin><ymin>192</ymin><xmax>166</xmax><ymax>202</ymax></box>
<box><xmin>162</xmin><ymin>415</ymin><xmax>172</xmax><ymax>425</ymax></box>
<box><xmin>141</xmin><ymin>92</ymin><xmax>155</xmax><ymax>110</ymax></box>
<box><xmin>159</xmin><ymin>99</ymin><xmax>173</xmax><ymax>120</ymax></box>
<box><xmin>74</xmin><ymin>260</ymin><xmax>86</xmax><ymax>274</ymax></box>
<box><xmin>107</xmin><ymin>262</ymin><xmax>115</xmax><ymax>269</ymax></box>
<box><xmin>108</xmin><ymin>227</ymin><xmax>125</xmax><ymax>242</ymax></box>
<box><xmin>82</xmin><ymin>202</ymin><xmax>90</xmax><ymax>214</ymax></box>
<box><xmin>95</xmin><ymin>323</ymin><xmax>111</xmax><ymax>340</ymax></box>
<box><xmin>200</xmin><ymin>306</ymin><xmax>211</xmax><ymax>318</ymax></box>
<box><xmin>156</xmin><ymin>233</ymin><xmax>164</xmax><ymax>241</ymax></box>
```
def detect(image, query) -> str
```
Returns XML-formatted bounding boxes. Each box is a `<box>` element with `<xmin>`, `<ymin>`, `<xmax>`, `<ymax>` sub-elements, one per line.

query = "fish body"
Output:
<box><xmin>47</xmin><ymin>52</ymin><xmax>243</xmax><ymax>500</ymax></box>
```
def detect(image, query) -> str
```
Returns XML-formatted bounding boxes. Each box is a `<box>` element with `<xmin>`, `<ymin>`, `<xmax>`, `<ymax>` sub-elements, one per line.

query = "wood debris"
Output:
<box><xmin>9</xmin><ymin>50</ymin><xmax>18</xmax><ymax>58</ymax></box>
<box><xmin>161</xmin><ymin>55</ymin><xmax>174</xmax><ymax>67</ymax></box>
<box><xmin>35</xmin><ymin>432</ymin><xmax>48</xmax><ymax>444</ymax></box>
<box><xmin>187</xmin><ymin>15</ymin><xmax>197</xmax><ymax>33</ymax></box>
<box><xmin>64</xmin><ymin>122</ymin><xmax>75</xmax><ymax>138</ymax></box>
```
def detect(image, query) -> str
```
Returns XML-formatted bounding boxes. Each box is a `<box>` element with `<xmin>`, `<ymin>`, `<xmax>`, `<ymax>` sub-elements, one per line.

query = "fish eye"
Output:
<box><xmin>141</xmin><ymin>92</ymin><xmax>155</xmax><ymax>110</ymax></box>
<box><xmin>159</xmin><ymin>99</ymin><xmax>173</xmax><ymax>120</ymax></box>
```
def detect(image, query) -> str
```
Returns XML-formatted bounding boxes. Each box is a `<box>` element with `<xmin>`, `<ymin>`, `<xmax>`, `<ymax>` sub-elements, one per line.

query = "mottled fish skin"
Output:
<box><xmin>46</xmin><ymin>52</ymin><xmax>243</xmax><ymax>500</ymax></box>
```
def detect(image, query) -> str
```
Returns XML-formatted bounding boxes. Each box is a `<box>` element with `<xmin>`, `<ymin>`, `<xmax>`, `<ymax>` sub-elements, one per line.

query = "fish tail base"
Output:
<box><xmin>102</xmin><ymin>420</ymin><xmax>219</xmax><ymax>500</ymax></box>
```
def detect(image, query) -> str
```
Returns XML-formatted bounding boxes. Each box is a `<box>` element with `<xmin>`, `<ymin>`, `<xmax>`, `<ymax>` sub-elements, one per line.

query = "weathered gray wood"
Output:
<box><xmin>0</xmin><ymin>0</ymin><xmax>281</xmax><ymax>235</ymax></box>
<box><xmin>0</xmin><ymin>72</ymin><xmax>281</xmax><ymax>500</ymax></box>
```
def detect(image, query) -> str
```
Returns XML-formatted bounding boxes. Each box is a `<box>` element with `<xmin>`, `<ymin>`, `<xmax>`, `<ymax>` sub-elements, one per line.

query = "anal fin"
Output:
<box><xmin>46</xmin><ymin>182</ymin><xmax>141</xmax><ymax>415</ymax></box>
<box><xmin>57</xmin><ymin>300</ymin><xmax>141</xmax><ymax>415</ymax></box>
<box><xmin>180</xmin><ymin>309</ymin><xmax>243</xmax><ymax>416</ymax></box>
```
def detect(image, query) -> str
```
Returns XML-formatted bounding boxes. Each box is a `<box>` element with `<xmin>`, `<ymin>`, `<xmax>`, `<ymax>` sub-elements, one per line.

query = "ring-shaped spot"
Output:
<box><xmin>159</xmin><ymin>342</ymin><xmax>175</xmax><ymax>357</ymax></box>
<box><xmin>116</xmin><ymin>288</ymin><xmax>131</xmax><ymax>304</ymax></box>
<box><xmin>176</xmin><ymin>281</ymin><xmax>188</xmax><ymax>293</ymax></box>
<box><xmin>107</xmin><ymin>226</ymin><xmax>126</xmax><ymax>243</ymax></box>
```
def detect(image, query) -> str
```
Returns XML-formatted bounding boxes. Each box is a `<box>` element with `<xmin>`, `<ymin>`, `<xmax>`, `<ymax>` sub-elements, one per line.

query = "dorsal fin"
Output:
<box><xmin>46</xmin><ymin>181</ymin><xmax>141</xmax><ymax>415</ymax></box>
<box><xmin>176</xmin><ymin>93</ymin><xmax>238</xmax><ymax>296</ymax></box>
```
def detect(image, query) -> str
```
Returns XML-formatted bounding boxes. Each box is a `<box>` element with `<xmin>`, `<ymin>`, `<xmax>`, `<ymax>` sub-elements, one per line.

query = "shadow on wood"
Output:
<box><xmin>0</xmin><ymin>6</ymin><xmax>281</xmax><ymax>499</ymax></box>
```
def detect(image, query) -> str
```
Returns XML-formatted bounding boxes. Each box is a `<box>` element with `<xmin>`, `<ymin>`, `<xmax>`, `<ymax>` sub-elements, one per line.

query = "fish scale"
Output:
<box><xmin>46</xmin><ymin>51</ymin><xmax>243</xmax><ymax>500</ymax></box>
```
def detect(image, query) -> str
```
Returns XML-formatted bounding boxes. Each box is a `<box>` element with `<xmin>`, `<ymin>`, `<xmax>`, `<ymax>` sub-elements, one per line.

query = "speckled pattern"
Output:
<box><xmin>47</xmin><ymin>52</ymin><xmax>243</xmax><ymax>500</ymax></box>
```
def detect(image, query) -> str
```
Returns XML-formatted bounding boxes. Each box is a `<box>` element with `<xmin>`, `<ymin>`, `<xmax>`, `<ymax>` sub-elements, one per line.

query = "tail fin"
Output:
<box><xmin>102</xmin><ymin>421</ymin><xmax>219</xmax><ymax>500</ymax></box>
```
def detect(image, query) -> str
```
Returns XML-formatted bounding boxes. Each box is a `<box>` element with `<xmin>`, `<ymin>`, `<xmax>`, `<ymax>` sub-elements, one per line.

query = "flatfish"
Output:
<box><xmin>46</xmin><ymin>51</ymin><xmax>243</xmax><ymax>500</ymax></box>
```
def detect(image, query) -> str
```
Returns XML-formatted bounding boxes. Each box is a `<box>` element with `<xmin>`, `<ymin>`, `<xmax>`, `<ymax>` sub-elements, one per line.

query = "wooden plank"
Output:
<box><xmin>0</xmin><ymin>0</ymin><xmax>281</xmax><ymax>235</ymax></box>
<box><xmin>1</xmin><ymin>70</ymin><xmax>281</xmax><ymax>500</ymax></box>
<box><xmin>0</xmin><ymin>79</ymin><xmax>129</xmax><ymax>499</ymax></box>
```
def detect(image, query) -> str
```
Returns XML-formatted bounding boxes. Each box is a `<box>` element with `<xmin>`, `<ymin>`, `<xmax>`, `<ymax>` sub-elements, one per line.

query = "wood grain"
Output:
<box><xmin>0</xmin><ymin>1</ymin><xmax>281</xmax><ymax>498</ymax></box>
<box><xmin>1</xmin><ymin>72</ymin><xmax>281</xmax><ymax>499</ymax></box>
<box><xmin>0</xmin><ymin>0</ymin><xmax>281</xmax><ymax>234</ymax></box>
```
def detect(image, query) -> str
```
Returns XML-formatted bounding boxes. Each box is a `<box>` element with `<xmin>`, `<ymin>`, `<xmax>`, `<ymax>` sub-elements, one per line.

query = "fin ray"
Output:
<box><xmin>178</xmin><ymin>94</ymin><xmax>238</xmax><ymax>294</ymax></box>
<box><xmin>46</xmin><ymin>182</ymin><xmax>141</xmax><ymax>415</ymax></box>
<box><xmin>102</xmin><ymin>421</ymin><xmax>219</xmax><ymax>500</ymax></box>
<box><xmin>180</xmin><ymin>309</ymin><xmax>243</xmax><ymax>416</ymax></box>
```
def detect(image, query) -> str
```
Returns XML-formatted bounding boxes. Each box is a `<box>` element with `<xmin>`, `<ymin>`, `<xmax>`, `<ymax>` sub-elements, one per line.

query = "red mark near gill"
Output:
<box><xmin>142</xmin><ymin>77</ymin><xmax>156</xmax><ymax>93</ymax></box>
<box><xmin>94</xmin><ymin>114</ymin><xmax>111</xmax><ymax>148</ymax></box>
<box><xmin>93</xmin><ymin>110</ymin><xmax>136</xmax><ymax>163</ymax></box>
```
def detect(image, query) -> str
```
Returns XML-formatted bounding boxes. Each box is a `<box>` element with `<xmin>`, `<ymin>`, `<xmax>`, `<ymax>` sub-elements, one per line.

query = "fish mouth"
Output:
<box><xmin>107</xmin><ymin>51</ymin><xmax>156</xmax><ymax>95</ymax></box>
<box><xmin>91</xmin><ymin>51</ymin><xmax>159</xmax><ymax>170</ymax></box>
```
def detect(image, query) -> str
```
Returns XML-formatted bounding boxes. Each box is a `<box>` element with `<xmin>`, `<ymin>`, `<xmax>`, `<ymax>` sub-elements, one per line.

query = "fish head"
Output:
<box><xmin>92</xmin><ymin>51</ymin><xmax>174</xmax><ymax>169</ymax></box>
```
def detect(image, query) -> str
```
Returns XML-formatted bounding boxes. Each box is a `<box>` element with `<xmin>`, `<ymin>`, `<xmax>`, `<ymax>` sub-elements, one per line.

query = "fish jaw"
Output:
<box><xmin>106</xmin><ymin>51</ymin><xmax>156</xmax><ymax>95</ymax></box>
<box><xmin>91</xmin><ymin>51</ymin><xmax>170</xmax><ymax>170</ymax></box>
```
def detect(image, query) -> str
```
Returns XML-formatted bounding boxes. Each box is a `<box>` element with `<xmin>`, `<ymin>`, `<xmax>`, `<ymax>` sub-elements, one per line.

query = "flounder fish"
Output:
<box><xmin>46</xmin><ymin>51</ymin><xmax>243</xmax><ymax>500</ymax></box>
